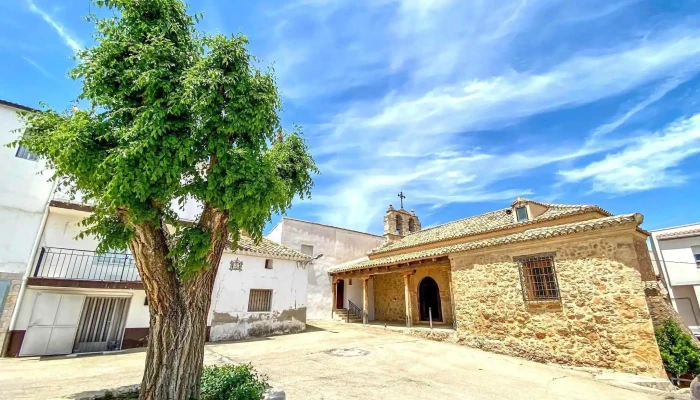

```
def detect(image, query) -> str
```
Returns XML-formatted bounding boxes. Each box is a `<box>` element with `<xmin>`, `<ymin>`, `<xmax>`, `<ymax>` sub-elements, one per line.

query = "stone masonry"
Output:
<box><xmin>372</xmin><ymin>265</ymin><xmax>453</xmax><ymax>325</ymax></box>
<box><xmin>408</xmin><ymin>266</ymin><xmax>453</xmax><ymax>325</ymax></box>
<box><xmin>450</xmin><ymin>230</ymin><xmax>666</xmax><ymax>377</ymax></box>
<box><xmin>0</xmin><ymin>272</ymin><xmax>23</xmax><ymax>354</ymax></box>
<box><xmin>373</xmin><ymin>273</ymin><xmax>405</xmax><ymax>322</ymax></box>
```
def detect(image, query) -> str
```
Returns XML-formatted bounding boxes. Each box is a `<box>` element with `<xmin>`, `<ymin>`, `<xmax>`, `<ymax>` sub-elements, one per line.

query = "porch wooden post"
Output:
<box><xmin>331</xmin><ymin>278</ymin><xmax>337</xmax><ymax>315</ymax></box>
<box><xmin>362</xmin><ymin>277</ymin><xmax>369</xmax><ymax>325</ymax></box>
<box><xmin>404</xmin><ymin>274</ymin><xmax>413</xmax><ymax>328</ymax></box>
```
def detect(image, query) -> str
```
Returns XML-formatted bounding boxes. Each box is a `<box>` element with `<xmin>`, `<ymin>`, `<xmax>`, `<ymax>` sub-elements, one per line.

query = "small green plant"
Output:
<box><xmin>655</xmin><ymin>319</ymin><xmax>700</xmax><ymax>377</ymax></box>
<box><xmin>200</xmin><ymin>364</ymin><xmax>269</xmax><ymax>400</ymax></box>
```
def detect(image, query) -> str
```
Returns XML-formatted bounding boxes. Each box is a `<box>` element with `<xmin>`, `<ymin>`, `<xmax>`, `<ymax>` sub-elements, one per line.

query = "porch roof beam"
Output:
<box><xmin>331</xmin><ymin>257</ymin><xmax>450</xmax><ymax>279</ymax></box>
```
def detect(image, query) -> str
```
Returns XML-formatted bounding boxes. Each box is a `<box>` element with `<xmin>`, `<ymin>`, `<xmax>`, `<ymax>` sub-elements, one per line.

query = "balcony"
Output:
<box><xmin>29</xmin><ymin>247</ymin><xmax>143</xmax><ymax>290</ymax></box>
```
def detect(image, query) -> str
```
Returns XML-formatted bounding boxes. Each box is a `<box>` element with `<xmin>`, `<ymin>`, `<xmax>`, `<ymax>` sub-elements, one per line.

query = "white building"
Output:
<box><xmin>266</xmin><ymin>218</ymin><xmax>386</xmax><ymax>320</ymax></box>
<box><xmin>0</xmin><ymin>99</ymin><xmax>312</xmax><ymax>357</ymax></box>
<box><xmin>649</xmin><ymin>222</ymin><xmax>700</xmax><ymax>337</ymax></box>
<box><xmin>0</xmin><ymin>100</ymin><xmax>56</xmax><ymax>354</ymax></box>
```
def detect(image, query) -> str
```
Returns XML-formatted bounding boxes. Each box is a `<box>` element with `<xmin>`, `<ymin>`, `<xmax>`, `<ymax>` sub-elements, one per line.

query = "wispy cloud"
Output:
<box><xmin>266</xmin><ymin>0</ymin><xmax>700</xmax><ymax>232</ymax></box>
<box><xmin>559</xmin><ymin>114</ymin><xmax>700</xmax><ymax>194</ymax></box>
<box><xmin>20</xmin><ymin>56</ymin><xmax>54</xmax><ymax>80</ymax></box>
<box><xmin>25</xmin><ymin>0</ymin><xmax>81</xmax><ymax>53</ymax></box>
<box><xmin>589</xmin><ymin>76</ymin><xmax>689</xmax><ymax>139</ymax></box>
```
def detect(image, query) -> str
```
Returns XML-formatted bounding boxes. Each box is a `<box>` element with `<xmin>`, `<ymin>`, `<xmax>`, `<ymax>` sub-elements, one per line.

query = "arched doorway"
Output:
<box><xmin>419</xmin><ymin>277</ymin><xmax>442</xmax><ymax>322</ymax></box>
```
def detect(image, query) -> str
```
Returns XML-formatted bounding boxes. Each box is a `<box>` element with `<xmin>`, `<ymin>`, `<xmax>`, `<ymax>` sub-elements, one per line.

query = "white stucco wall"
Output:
<box><xmin>208</xmin><ymin>252</ymin><xmax>307</xmax><ymax>341</ymax></box>
<box><xmin>0</xmin><ymin>104</ymin><xmax>54</xmax><ymax>274</ymax></box>
<box><xmin>342</xmin><ymin>278</ymin><xmax>375</xmax><ymax>321</ymax></box>
<box><xmin>266</xmin><ymin>218</ymin><xmax>385</xmax><ymax>320</ymax></box>
<box><xmin>13</xmin><ymin>204</ymin><xmax>309</xmax><ymax>354</ymax></box>
<box><xmin>671</xmin><ymin>285</ymin><xmax>700</xmax><ymax>331</ymax></box>
<box><xmin>30</xmin><ymin>208</ymin><xmax>142</xmax><ymax>281</ymax></box>
<box><xmin>658</xmin><ymin>237</ymin><xmax>700</xmax><ymax>285</ymax></box>
<box><xmin>649</xmin><ymin>224</ymin><xmax>700</xmax><ymax>335</ymax></box>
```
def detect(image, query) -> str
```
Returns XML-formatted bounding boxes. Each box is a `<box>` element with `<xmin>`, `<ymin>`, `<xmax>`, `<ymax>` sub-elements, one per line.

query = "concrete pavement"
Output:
<box><xmin>0</xmin><ymin>321</ymin><xmax>680</xmax><ymax>399</ymax></box>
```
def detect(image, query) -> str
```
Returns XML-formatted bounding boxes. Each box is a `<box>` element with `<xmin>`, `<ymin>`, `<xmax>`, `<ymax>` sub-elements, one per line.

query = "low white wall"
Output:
<box><xmin>208</xmin><ymin>253</ymin><xmax>308</xmax><ymax>341</ymax></box>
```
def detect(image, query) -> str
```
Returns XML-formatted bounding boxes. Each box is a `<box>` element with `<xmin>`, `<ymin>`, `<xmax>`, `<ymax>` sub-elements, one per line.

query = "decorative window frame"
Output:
<box><xmin>514</xmin><ymin>252</ymin><xmax>561</xmax><ymax>303</ymax></box>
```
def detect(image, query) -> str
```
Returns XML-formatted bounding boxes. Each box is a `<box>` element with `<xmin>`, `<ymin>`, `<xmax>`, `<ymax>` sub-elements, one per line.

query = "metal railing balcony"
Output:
<box><xmin>34</xmin><ymin>247</ymin><xmax>141</xmax><ymax>282</ymax></box>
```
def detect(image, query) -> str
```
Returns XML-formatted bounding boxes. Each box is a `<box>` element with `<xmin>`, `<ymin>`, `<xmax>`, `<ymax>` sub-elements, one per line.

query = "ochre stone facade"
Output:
<box><xmin>450</xmin><ymin>229</ymin><xmax>665</xmax><ymax>377</ymax></box>
<box><xmin>372</xmin><ymin>265</ymin><xmax>454</xmax><ymax>325</ymax></box>
<box><xmin>373</xmin><ymin>273</ymin><xmax>405</xmax><ymax>321</ymax></box>
<box><xmin>408</xmin><ymin>266</ymin><xmax>453</xmax><ymax>325</ymax></box>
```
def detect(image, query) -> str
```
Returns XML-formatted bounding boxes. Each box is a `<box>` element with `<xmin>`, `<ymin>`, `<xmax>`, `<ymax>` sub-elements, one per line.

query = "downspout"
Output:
<box><xmin>6</xmin><ymin>180</ymin><xmax>58</xmax><ymax>340</ymax></box>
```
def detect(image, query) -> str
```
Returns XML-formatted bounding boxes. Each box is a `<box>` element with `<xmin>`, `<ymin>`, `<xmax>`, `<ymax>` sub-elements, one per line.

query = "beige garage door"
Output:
<box><xmin>20</xmin><ymin>293</ymin><xmax>85</xmax><ymax>356</ymax></box>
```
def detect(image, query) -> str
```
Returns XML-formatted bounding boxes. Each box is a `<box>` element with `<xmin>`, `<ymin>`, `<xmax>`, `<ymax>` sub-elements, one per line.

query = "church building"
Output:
<box><xmin>329</xmin><ymin>197</ymin><xmax>672</xmax><ymax>377</ymax></box>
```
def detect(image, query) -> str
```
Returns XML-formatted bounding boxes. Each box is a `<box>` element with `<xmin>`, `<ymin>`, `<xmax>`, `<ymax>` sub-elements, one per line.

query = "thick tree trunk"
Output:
<box><xmin>140</xmin><ymin>299</ymin><xmax>210</xmax><ymax>399</ymax></box>
<box><xmin>125</xmin><ymin>206</ymin><xmax>229</xmax><ymax>400</ymax></box>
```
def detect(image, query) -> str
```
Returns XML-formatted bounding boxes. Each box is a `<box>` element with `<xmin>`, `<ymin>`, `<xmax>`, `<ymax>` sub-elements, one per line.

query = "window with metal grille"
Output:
<box><xmin>248</xmin><ymin>289</ymin><xmax>273</xmax><ymax>312</ymax></box>
<box><xmin>517</xmin><ymin>254</ymin><xmax>560</xmax><ymax>302</ymax></box>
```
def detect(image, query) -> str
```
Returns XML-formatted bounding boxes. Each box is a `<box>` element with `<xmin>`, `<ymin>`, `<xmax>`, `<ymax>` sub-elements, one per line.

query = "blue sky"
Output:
<box><xmin>2</xmin><ymin>0</ymin><xmax>700</xmax><ymax>235</ymax></box>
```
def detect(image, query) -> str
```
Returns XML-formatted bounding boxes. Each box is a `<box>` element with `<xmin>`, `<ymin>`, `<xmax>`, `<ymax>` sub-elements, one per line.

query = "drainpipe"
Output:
<box><xmin>6</xmin><ymin>180</ymin><xmax>58</xmax><ymax>338</ymax></box>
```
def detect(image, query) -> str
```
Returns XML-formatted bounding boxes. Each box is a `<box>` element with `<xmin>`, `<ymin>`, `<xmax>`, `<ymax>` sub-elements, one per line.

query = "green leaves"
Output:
<box><xmin>655</xmin><ymin>319</ymin><xmax>700</xmax><ymax>376</ymax></box>
<box><xmin>14</xmin><ymin>0</ymin><xmax>317</xmax><ymax>281</ymax></box>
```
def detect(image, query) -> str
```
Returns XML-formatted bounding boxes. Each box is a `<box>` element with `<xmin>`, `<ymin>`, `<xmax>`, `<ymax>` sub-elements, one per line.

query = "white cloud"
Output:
<box><xmin>330</xmin><ymin>31</ymin><xmax>700</xmax><ymax>143</ymax></box>
<box><xmin>559</xmin><ymin>114</ymin><xmax>700</xmax><ymax>193</ymax></box>
<box><xmin>20</xmin><ymin>56</ymin><xmax>54</xmax><ymax>79</ymax></box>
<box><xmin>26</xmin><ymin>0</ymin><xmax>81</xmax><ymax>53</ymax></box>
<box><xmin>265</xmin><ymin>0</ymin><xmax>700</xmax><ymax>232</ymax></box>
<box><xmin>589</xmin><ymin>76</ymin><xmax>688</xmax><ymax>139</ymax></box>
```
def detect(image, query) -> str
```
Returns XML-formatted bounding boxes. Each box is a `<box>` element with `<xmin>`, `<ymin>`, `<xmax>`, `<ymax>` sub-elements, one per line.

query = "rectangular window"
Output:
<box><xmin>515</xmin><ymin>206</ymin><xmax>529</xmax><ymax>222</ymax></box>
<box><xmin>248</xmin><ymin>289</ymin><xmax>273</xmax><ymax>312</ymax></box>
<box><xmin>517</xmin><ymin>254</ymin><xmax>560</xmax><ymax>302</ymax></box>
<box><xmin>15</xmin><ymin>145</ymin><xmax>38</xmax><ymax>161</ymax></box>
<box><xmin>300</xmin><ymin>244</ymin><xmax>314</xmax><ymax>257</ymax></box>
<box><xmin>695</xmin><ymin>253</ymin><xmax>700</xmax><ymax>266</ymax></box>
<box><xmin>264</xmin><ymin>259</ymin><xmax>273</xmax><ymax>269</ymax></box>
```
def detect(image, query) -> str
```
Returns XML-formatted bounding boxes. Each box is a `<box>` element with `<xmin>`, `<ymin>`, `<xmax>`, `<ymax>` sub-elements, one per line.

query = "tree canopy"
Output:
<box><xmin>16</xmin><ymin>0</ymin><xmax>318</xmax><ymax>279</ymax></box>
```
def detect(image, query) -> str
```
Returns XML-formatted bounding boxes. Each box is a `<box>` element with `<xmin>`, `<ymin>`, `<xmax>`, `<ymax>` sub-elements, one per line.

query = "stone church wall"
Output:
<box><xmin>373</xmin><ymin>273</ymin><xmax>405</xmax><ymax>322</ymax></box>
<box><xmin>409</xmin><ymin>266</ymin><xmax>453</xmax><ymax>325</ymax></box>
<box><xmin>450</xmin><ymin>230</ymin><xmax>666</xmax><ymax>377</ymax></box>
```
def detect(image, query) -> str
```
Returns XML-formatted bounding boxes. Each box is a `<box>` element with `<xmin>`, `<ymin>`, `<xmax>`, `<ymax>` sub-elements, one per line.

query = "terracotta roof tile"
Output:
<box><xmin>235</xmin><ymin>235</ymin><xmax>311</xmax><ymax>261</ymax></box>
<box><xmin>657</xmin><ymin>228</ymin><xmax>700</xmax><ymax>239</ymax></box>
<box><xmin>330</xmin><ymin>213</ymin><xmax>642</xmax><ymax>274</ymax></box>
<box><xmin>372</xmin><ymin>199</ymin><xmax>611</xmax><ymax>255</ymax></box>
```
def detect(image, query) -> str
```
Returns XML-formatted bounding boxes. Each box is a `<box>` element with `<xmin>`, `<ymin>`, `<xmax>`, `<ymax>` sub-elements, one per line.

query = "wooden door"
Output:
<box><xmin>336</xmin><ymin>280</ymin><xmax>344</xmax><ymax>309</ymax></box>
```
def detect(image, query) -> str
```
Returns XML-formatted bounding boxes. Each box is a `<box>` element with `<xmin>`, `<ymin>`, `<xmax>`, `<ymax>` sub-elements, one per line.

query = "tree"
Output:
<box><xmin>655</xmin><ymin>320</ymin><xmax>700</xmax><ymax>379</ymax></box>
<box><xmin>14</xmin><ymin>1</ymin><xmax>317</xmax><ymax>398</ymax></box>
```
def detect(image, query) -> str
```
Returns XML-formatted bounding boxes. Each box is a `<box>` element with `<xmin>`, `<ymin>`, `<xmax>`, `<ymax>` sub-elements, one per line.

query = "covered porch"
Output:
<box><xmin>330</xmin><ymin>256</ymin><xmax>455</xmax><ymax>329</ymax></box>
